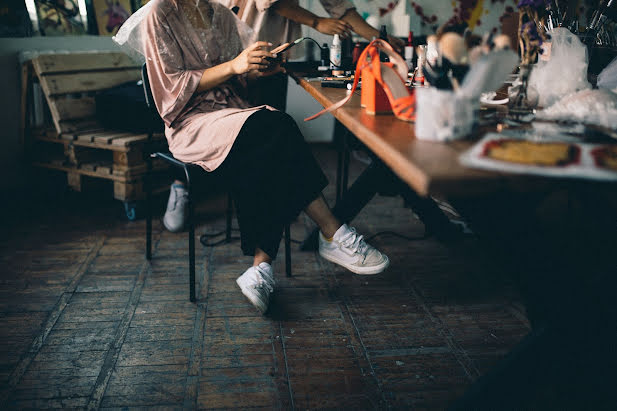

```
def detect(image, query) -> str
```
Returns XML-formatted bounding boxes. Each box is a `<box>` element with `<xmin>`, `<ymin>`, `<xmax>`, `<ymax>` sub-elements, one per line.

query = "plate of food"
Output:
<box><xmin>591</xmin><ymin>145</ymin><xmax>617</xmax><ymax>172</ymax></box>
<box><xmin>460</xmin><ymin>133</ymin><xmax>617</xmax><ymax>181</ymax></box>
<box><xmin>481</xmin><ymin>139</ymin><xmax>581</xmax><ymax>167</ymax></box>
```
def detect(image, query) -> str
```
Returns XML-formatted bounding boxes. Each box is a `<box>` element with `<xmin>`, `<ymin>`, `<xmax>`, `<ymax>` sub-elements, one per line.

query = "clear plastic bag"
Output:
<box><xmin>536</xmin><ymin>88</ymin><xmax>617</xmax><ymax>129</ymax></box>
<box><xmin>460</xmin><ymin>50</ymin><xmax>519</xmax><ymax>100</ymax></box>
<box><xmin>597</xmin><ymin>57</ymin><xmax>617</xmax><ymax>92</ymax></box>
<box><xmin>528</xmin><ymin>28</ymin><xmax>591</xmax><ymax>107</ymax></box>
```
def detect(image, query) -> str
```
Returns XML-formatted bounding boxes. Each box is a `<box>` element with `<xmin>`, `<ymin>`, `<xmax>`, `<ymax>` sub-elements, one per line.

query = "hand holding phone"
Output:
<box><xmin>266</xmin><ymin>37</ymin><xmax>305</xmax><ymax>63</ymax></box>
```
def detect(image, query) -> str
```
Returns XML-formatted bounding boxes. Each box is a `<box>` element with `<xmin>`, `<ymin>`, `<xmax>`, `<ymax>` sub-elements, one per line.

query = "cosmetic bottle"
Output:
<box><xmin>318</xmin><ymin>43</ymin><xmax>330</xmax><ymax>71</ymax></box>
<box><xmin>404</xmin><ymin>31</ymin><xmax>414</xmax><ymax>71</ymax></box>
<box><xmin>352</xmin><ymin>42</ymin><xmax>362</xmax><ymax>66</ymax></box>
<box><xmin>415</xmin><ymin>45</ymin><xmax>426</xmax><ymax>85</ymax></box>
<box><xmin>330</xmin><ymin>34</ymin><xmax>342</xmax><ymax>74</ymax></box>
<box><xmin>379</xmin><ymin>25</ymin><xmax>389</xmax><ymax>62</ymax></box>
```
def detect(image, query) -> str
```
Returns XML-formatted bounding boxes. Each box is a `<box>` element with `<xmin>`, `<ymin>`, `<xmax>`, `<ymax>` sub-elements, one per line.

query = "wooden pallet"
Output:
<box><xmin>24</xmin><ymin>52</ymin><xmax>168</xmax><ymax>204</ymax></box>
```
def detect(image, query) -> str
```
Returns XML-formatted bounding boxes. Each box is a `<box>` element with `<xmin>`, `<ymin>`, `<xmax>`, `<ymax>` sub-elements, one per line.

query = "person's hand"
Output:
<box><xmin>249</xmin><ymin>62</ymin><xmax>286</xmax><ymax>80</ymax></box>
<box><xmin>314</xmin><ymin>17</ymin><xmax>352</xmax><ymax>38</ymax></box>
<box><xmin>230</xmin><ymin>41</ymin><xmax>276</xmax><ymax>75</ymax></box>
<box><xmin>271</xmin><ymin>42</ymin><xmax>291</xmax><ymax>55</ymax></box>
<box><xmin>247</xmin><ymin>43</ymin><xmax>289</xmax><ymax>80</ymax></box>
<box><xmin>387</xmin><ymin>35</ymin><xmax>406</xmax><ymax>54</ymax></box>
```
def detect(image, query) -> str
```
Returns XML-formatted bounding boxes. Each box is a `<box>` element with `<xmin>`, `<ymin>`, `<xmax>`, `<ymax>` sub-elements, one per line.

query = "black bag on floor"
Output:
<box><xmin>95</xmin><ymin>81</ymin><xmax>164</xmax><ymax>133</ymax></box>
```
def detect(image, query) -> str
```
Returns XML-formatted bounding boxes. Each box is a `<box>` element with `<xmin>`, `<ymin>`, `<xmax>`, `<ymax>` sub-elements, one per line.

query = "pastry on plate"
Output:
<box><xmin>482</xmin><ymin>139</ymin><xmax>580</xmax><ymax>166</ymax></box>
<box><xmin>591</xmin><ymin>145</ymin><xmax>617</xmax><ymax>172</ymax></box>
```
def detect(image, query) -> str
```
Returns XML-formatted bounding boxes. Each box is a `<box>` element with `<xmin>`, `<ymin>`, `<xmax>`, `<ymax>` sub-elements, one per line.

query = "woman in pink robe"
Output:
<box><xmin>125</xmin><ymin>0</ymin><xmax>389</xmax><ymax>313</ymax></box>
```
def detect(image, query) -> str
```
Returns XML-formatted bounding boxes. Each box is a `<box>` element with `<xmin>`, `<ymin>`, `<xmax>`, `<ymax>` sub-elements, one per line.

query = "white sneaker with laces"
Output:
<box><xmin>319</xmin><ymin>224</ymin><xmax>389</xmax><ymax>275</ymax></box>
<box><xmin>236</xmin><ymin>262</ymin><xmax>275</xmax><ymax>314</ymax></box>
<box><xmin>163</xmin><ymin>184</ymin><xmax>188</xmax><ymax>233</ymax></box>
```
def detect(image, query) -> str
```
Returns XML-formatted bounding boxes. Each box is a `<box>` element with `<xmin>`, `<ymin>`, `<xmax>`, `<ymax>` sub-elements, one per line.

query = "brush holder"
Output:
<box><xmin>415</xmin><ymin>87</ymin><xmax>477</xmax><ymax>142</ymax></box>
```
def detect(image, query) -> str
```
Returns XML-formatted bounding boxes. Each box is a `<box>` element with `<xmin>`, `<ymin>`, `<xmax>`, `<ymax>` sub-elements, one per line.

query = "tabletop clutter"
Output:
<box><xmin>308</xmin><ymin>2</ymin><xmax>617</xmax><ymax>182</ymax></box>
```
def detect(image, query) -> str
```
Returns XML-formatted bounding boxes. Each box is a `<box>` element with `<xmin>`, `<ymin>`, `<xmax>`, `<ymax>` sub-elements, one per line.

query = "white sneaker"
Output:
<box><xmin>319</xmin><ymin>224</ymin><xmax>389</xmax><ymax>275</ymax></box>
<box><xmin>163</xmin><ymin>184</ymin><xmax>188</xmax><ymax>232</ymax></box>
<box><xmin>236</xmin><ymin>262</ymin><xmax>275</xmax><ymax>314</ymax></box>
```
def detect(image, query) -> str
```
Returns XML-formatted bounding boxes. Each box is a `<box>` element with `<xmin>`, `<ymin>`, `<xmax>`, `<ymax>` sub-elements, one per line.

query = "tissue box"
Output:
<box><xmin>415</xmin><ymin>87</ymin><xmax>477</xmax><ymax>142</ymax></box>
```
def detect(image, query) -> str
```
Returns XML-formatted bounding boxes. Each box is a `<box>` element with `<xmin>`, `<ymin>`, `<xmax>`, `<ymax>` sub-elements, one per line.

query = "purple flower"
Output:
<box><xmin>516</xmin><ymin>0</ymin><xmax>548</xmax><ymax>10</ymax></box>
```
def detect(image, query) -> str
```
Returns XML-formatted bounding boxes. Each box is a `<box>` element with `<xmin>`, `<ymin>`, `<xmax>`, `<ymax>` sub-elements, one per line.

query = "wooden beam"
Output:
<box><xmin>39</xmin><ymin>69</ymin><xmax>141</xmax><ymax>96</ymax></box>
<box><xmin>32</xmin><ymin>52</ymin><xmax>139</xmax><ymax>75</ymax></box>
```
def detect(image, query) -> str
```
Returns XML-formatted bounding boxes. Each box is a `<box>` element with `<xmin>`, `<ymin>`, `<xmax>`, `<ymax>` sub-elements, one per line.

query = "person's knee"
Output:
<box><xmin>259</xmin><ymin>111</ymin><xmax>301</xmax><ymax>144</ymax></box>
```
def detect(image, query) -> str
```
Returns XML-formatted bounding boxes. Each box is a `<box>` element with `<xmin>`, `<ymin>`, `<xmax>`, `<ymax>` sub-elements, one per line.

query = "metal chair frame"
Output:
<box><xmin>142</xmin><ymin>64</ymin><xmax>292</xmax><ymax>303</ymax></box>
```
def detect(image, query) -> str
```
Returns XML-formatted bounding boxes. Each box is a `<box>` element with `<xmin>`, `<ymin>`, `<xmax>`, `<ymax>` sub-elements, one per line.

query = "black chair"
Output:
<box><xmin>142</xmin><ymin>64</ymin><xmax>292</xmax><ymax>302</ymax></box>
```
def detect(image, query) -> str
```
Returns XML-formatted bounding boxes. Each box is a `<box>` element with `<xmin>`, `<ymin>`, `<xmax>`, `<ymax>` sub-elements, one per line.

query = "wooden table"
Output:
<box><xmin>292</xmin><ymin>74</ymin><xmax>617</xmax><ymax>409</ymax></box>
<box><xmin>293</xmin><ymin>76</ymin><xmax>529</xmax><ymax>198</ymax></box>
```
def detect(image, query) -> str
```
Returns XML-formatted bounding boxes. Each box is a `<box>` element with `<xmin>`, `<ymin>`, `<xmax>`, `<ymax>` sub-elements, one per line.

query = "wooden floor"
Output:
<box><xmin>0</xmin><ymin>146</ymin><xmax>531</xmax><ymax>409</ymax></box>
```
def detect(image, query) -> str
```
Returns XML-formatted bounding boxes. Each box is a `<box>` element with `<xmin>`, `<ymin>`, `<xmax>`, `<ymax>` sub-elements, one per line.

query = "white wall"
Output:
<box><xmin>287</xmin><ymin>78</ymin><xmax>335</xmax><ymax>143</ymax></box>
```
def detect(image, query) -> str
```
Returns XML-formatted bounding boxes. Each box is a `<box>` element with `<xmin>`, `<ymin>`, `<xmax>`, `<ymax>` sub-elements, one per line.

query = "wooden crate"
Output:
<box><xmin>25</xmin><ymin>51</ymin><xmax>168</xmax><ymax>204</ymax></box>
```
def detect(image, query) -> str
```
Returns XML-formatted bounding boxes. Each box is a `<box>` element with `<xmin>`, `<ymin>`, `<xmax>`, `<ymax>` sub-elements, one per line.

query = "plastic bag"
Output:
<box><xmin>460</xmin><ymin>49</ymin><xmax>519</xmax><ymax>100</ymax></box>
<box><xmin>536</xmin><ymin>88</ymin><xmax>617</xmax><ymax>129</ymax></box>
<box><xmin>528</xmin><ymin>28</ymin><xmax>591</xmax><ymax>107</ymax></box>
<box><xmin>597</xmin><ymin>57</ymin><xmax>617</xmax><ymax>92</ymax></box>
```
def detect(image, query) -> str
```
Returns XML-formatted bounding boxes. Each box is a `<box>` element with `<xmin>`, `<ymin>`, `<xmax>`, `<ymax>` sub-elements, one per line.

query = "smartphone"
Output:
<box><xmin>272</xmin><ymin>37</ymin><xmax>305</xmax><ymax>55</ymax></box>
<box><xmin>266</xmin><ymin>37</ymin><xmax>305</xmax><ymax>61</ymax></box>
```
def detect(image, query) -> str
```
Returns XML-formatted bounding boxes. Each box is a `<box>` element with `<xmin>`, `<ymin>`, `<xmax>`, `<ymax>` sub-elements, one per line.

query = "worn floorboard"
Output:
<box><xmin>0</xmin><ymin>146</ymin><xmax>531</xmax><ymax>409</ymax></box>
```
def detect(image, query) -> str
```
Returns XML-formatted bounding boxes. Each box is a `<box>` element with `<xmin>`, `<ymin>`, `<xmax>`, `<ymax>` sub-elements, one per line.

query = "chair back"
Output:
<box><xmin>141</xmin><ymin>63</ymin><xmax>165</xmax><ymax>144</ymax></box>
<box><xmin>141</xmin><ymin>63</ymin><xmax>156</xmax><ymax>111</ymax></box>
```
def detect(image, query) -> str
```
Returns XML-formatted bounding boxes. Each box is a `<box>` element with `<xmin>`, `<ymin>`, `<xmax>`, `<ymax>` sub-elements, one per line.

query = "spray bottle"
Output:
<box><xmin>330</xmin><ymin>34</ymin><xmax>342</xmax><ymax>74</ymax></box>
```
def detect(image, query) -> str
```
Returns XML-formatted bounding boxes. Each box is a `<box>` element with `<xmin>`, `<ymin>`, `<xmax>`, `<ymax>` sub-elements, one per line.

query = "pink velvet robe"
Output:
<box><xmin>143</xmin><ymin>0</ymin><xmax>274</xmax><ymax>171</ymax></box>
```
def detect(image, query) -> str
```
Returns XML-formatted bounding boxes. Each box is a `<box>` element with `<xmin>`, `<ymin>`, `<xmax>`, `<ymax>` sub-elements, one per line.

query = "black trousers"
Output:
<box><xmin>211</xmin><ymin>109</ymin><xmax>328</xmax><ymax>259</ymax></box>
<box><xmin>249</xmin><ymin>72</ymin><xmax>288</xmax><ymax>111</ymax></box>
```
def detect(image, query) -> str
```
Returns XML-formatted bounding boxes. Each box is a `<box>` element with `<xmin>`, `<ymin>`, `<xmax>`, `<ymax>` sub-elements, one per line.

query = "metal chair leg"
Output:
<box><xmin>146</xmin><ymin>154</ymin><xmax>153</xmax><ymax>260</ymax></box>
<box><xmin>226</xmin><ymin>192</ymin><xmax>233</xmax><ymax>243</ymax></box>
<box><xmin>335</xmin><ymin>120</ymin><xmax>345</xmax><ymax>205</ymax></box>
<box><xmin>285</xmin><ymin>224</ymin><xmax>291</xmax><ymax>277</ymax></box>
<box><xmin>336</xmin><ymin>146</ymin><xmax>344</xmax><ymax>205</ymax></box>
<box><xmin>341</xmin><ymin>130</ymin><xmax>350</xmax><ymax>199</ymax></box>
<box><xmin>185</xmin><ymin>166</ymin><xmax>196</xmax><ymax>303</ymax></box>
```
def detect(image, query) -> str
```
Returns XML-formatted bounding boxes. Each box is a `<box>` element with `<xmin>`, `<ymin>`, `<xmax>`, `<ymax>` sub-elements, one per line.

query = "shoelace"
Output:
<box><xmin>172</xmin><ymin>188</ymin><xmax>188</xmax><ymax>212</ymax></box>
<box><xmin>339</xmin><ymin>227</ymin><xmax>369</xmax><ymax>256</ymax></box>
<box><xmin>253</xmin><ymin>268</ymin><xmax>274</xmax><ymax>293</ymax></box>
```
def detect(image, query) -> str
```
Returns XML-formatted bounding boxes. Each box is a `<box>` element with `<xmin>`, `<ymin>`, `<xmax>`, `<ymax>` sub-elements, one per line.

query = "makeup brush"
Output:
<box><xmin>439</xmin><ymin>32</ymin><xmax>468</xmax><ymax>65</ymax></box>
<box><xmin>493</xmin><ymin>34</ymin><xmax>512</xmax><ymax>50</ymax></box>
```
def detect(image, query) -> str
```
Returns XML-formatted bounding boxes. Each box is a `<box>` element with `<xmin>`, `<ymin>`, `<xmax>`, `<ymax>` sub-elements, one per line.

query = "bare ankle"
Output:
<box><xmin>253</xmin><ymin>248</ymin><xmax>272</xmax><ymax>266</ymax></box>
<box><xmin>321</xmin><ymin>223</ymin><xmax>342</xmax><ymax>239</ymax></box>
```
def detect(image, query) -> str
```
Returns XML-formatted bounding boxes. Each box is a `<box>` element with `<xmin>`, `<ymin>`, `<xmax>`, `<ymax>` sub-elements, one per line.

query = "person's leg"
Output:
<box><xmin>253</xmin><ymin>248</ymin><xmax>272</xmax><ymax>266</ymax></box>
<box><xmin>227</xmin><ymin>110</ymin><xmax>389</xmax><ymax>276</ymax></box>
<box><xmin>163</xmin><ymin>179</ymin><xmax>188</xmax><ymax>232</ymax></box>
<box><xmin>304</xmin><ymin>195</ymin><xmax>341</xmax><ymax>239</ymax></box>
<box><xmin>305</xmin><ymin>190</ymin><xmax>390</xmax><ymax>275</ymax></box>
<box><xmin>216</xmin><ymin>109</ymin><xmax>330</xmax><ymax>257</ymax></box>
